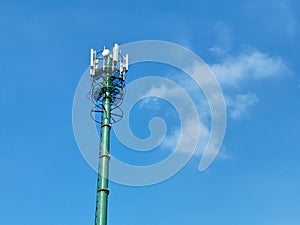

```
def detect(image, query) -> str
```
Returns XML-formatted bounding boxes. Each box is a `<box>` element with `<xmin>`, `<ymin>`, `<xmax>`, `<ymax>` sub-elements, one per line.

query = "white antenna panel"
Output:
<box><xmin>113</xmin><ymin>43</ymin><xmax>119</xmax><ymax>63</ymax></box>
<box><xmin>90</xmin><ymin>49</ymin><xmax>94</xmax><ymax>67</ymax></box>
<box><xmin>125</xmin><ymin>54</ymin><xmax>129</xmax><ymax>71</ymax></box>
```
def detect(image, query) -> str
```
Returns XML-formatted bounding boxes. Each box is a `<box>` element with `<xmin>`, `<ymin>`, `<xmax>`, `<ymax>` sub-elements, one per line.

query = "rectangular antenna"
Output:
<box><xmin>125</xmin><ymin>54</ymin><xmax>129</xmax><ymax>71</ymax></box>
<box><xmin>113</xmin><ymin>43</ymin><xmax>119</xmax><ymax>64</ymax></box>
<box><xmin>90</xmin><ymin>49</ymin><xmax>94</xmax><ymax>67</ymax></box>
<box><xmin>90</xmin><ymin>49</ymin><xmax>95</xmax><ymax>76</ymax></box>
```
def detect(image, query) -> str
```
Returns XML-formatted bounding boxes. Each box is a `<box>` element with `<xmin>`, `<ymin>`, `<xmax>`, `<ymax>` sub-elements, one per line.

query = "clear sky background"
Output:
<box><xmin>1</xmin><ymin>0</ymin><xmax>300</xmax><ymax>225</ymax></box>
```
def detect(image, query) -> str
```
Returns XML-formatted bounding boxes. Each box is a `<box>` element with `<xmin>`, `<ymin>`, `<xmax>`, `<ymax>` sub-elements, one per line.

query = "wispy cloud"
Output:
<box><xmin>138</xmin><ymin>44</ymin><xmax>289</xmax><ymax>163</ymax></box>
<box><xmin>209</xmin><ymin>48</ymin><xmax>288</xmax><ymax>121</ymax></box>
<box><xmin>209</xmin><ymin>22</ymin><xmax>233</xmax><ymax>56</ymax></box>
<box><xmin>139</xmin><ymin>97</ymin><xmax>161</xmax><ymax>111</ymax></box>
<box><xmin>210</xmin><ymin>49</ymin><xmax>289</xmax><ymax>87</ymax></box>
<box><xmin>226</xmin><ymin>93</ymin><xmax>259</xmax><ymax>119</ymax></box>
<box><xmin>140</xmin><ymin>82</ymin><xmax>210</xmax><ymax>157</ymax></box>
<box><xmin>161</xmin><ymin>117</ymin><xmax>210</xmax><ymax>157</ymax></box>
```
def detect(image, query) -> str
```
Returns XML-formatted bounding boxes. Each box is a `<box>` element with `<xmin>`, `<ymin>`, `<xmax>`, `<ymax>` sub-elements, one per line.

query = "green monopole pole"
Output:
<box><xmin>95</xmin><ymin>56</ymin><xmax>113</xmax><ymax>225</ymax></box>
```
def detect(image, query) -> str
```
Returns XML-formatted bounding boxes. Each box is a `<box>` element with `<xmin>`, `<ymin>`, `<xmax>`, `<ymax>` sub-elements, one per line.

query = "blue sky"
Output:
<box><xmin>1</xmin><ymin>0</ymin><xmax>300</xmax><ymax>225</ymax></box>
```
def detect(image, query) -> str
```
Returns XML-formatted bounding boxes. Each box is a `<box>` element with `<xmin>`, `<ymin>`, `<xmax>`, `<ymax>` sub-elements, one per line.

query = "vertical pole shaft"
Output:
<box><xmin>95</xmin><ymin>57</ymin><xmax>113</xmax><ymax>225</ymax></box>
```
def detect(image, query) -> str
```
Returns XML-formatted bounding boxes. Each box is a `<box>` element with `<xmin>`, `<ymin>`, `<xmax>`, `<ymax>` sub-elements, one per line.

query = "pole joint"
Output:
<box><xmin>99</xmin><ymin>154</ymin><xmax>111</xmax><ymax>160</ymax></box>
<box><xmin>97</xmin><ymin>188</ymin><xmax>110</xmax><ymax>195</ymax></box>
<box><xmin>101</xmin><ymin>123</ymin><xmax>111</xmax><ymax>129</ymax></box>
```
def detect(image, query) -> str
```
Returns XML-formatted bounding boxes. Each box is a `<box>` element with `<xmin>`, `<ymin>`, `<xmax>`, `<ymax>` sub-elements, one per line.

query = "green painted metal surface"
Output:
<box><xmin>95</xmin><ymin>57</ymin><xmax>113</xmax><ymax>225</ymax></box>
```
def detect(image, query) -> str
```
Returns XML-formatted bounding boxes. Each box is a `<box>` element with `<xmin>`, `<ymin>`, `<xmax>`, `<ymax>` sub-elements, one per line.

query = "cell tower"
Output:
<box><xmin>89</xmin><ymin>43</ymin><xmax>129</xmax><ymax>225</ymax></box>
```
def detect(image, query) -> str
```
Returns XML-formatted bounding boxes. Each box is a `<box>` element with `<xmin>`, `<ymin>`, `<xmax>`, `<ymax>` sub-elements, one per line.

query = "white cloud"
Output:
<box><xmin>137</xmin><ymin>47</ymin><xmax>289</xmax><ymax>163</ymax></box>
<box><xmin>138</xmin><ymin>81</ymin><xmax>208</xmax><ymax>156</ymax></box>
<box><xmin>139</xmin><ymin>97</ymin><xmax>161</xmax><ymax>111</ymax></box>
<box><xmin>226</xmin><ymin>93</ymin><xmax>259</xmax><ymax>119</ymax></box>
<box><xmin>139</xmin><ymin>76</ymin><xmax>226</xmax><ymax>160</ymax></box>
<box><xmin>162</xmin><ymin>117</ymin><xmax>210</xmax><ymax>157</ymax></box>
<box><xmin>209</xmin><ymin>22</ymin><xmax>233</xmax><ymax>56</ymax></box>
<box><xmin>210</xmin><ymin>49</ymin><xmax>289</xmax><ymax>87</ymax></box>
<box><xmin>209</xmin><ymin>46</ymin><xmax>227</xmax><ymax>56</ymax></box>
